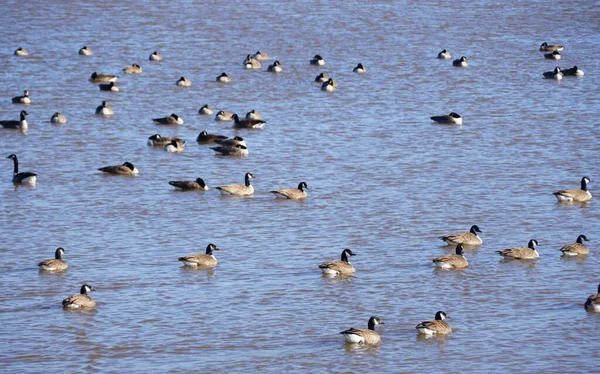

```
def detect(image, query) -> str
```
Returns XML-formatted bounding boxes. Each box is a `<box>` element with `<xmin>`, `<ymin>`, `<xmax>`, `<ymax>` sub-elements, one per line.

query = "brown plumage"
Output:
<box><xmin>553</xmin><ymin>177</ymin><xmax>592</xmax><ymax>202</ymax></box>
<box><xmin>416</xmin><ymin>311</ymin><xmax>452</xmax><ymax>335</ymax></box>
<box><xmin>178</xmin><ymin>244</ymin><xmax>220</xmax><ymax>267</ymax></box>
<box><xmin>340</xmin><ymin>316</ymin><xmax>384</xmax><ymax>344</ymax></box>
<box><xmin>560</xmin><ymin>235</ymin><xmax>589</xmax><ymax>256</ymax></box>
<box><xmin>169</xmin><ymin>178</ymin><xmax>208</xmax><ymax>191</ymax></box>
<box><xmin>216</xmin><ymin>173</ymin><xmax>254</xmax><ymax>196</ymax></box>
<box><xmin>319</xmin><ymin>249</ymin><xmax>355</xmax><ymax>276</ymax></box>
<box><xmin>439</xmin><ymin>225</ymin><xmax>482</xmax><ymax>246</ymax></box>
<box><xmin>497</xmin><ymin>239</ymin><xmax>539</xmax><ymax>259</ymax></box>
<box><xmin>539</xmin><ymin>42</ymin><xmax>564</xmax><ymax>52</ymax></box>
<box><xmin>38</xmin><ymin>247</ymin><xmax>68</xmax><ymax>271</ymax></box>
<box><xmin>62</xmin><ymin>284</ymin><xmax>96</xmax><ymax>309</ymax></box>
<box><xmin>98</xmin><ymin>162</ymin><xmax>139</xmax><ymax>175</ymax></box>
<box><xmin>232</xmin><ymin>114</ymin><xmax>266</xmax><ymax>129</ymax></box>
<box><xmin>147</xmin><ymin>134</ymin><xmax>184</xmax><ymax>147</ymax></box>
<box><xmin>585</xmin><ymin>284</ymin><xmax>600</xmax><ymax>312</ymax></box>
<box><xmin>271</xmin><ymin>182</ymin><xmax>308</xmax><ymax>200</ymax></box>
<box><xmin>432</xmin><ymin>244</ymin><xmax>468</xmax><ymax>269</ymax></box>
<box><xmin>196</xmin><ymin>131</ymin><xmax>228</xmax><ymax>144</ymax></box>
<box><xmin>89</xmin><ymin>72</ymin><xmax>118</xmax><ymax>83</ymax></box>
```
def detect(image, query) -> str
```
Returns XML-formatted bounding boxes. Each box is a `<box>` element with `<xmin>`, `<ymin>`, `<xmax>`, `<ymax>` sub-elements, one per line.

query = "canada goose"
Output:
<box><xmin>7</xmin><ymin>154</ymin><xmax>37</xmax><ymax>185</ymax></box>
<box><xmin>216</xmin><ymin>136</ymin><xmax>246</xmax><ymax>147</ymax></box>
<box><xmin>216</xmin><ymin>72</ymin><xmax>231</xmax><ymax>82</ymax></box>
<box><xmin>216</xmin><ymin>172</ymin><xmax>254</xmax><ymax>196</ymax></box>
<box><xmin>544</xmin><ymin>51</ymin><xmax>561</xmax><ymax>60</ymax></box>
<box><xmin>267</xmin><ymin>60</ymin><xmax>283</xmax><ymax>73</ymax></box>
<box><xmin>353</xmin><ymin>63</ymin><xmax>366</xmax><ymax>73</ymax></box>
<box><xmin>315</xmin><ymin>73</ymin><xmax>329</xmax><ymax>82</ymax></box>
<box><xmin>430</xmin><ymin>112</ymin><xmax>462</xmax><ymax>125</ymax></box>
<box><xmin>38</xmin><ymin>247</ymin><xmax>68</xmax><ymax>271</ymax></box>
<box><xmin>584</xmin><ymin>284</ymin><xmax>600</xmax><ymax>312</ymax></box>
<box><xmin>98</xmin><ymin>161</ymin><xmax>139</xmax><ymax>175</ymax></box>
<box><xmin>211</xmin><ymin>144</ymin><xmax>249</xmax><ymax>156</ymax></box>
<box><xmin>319</xmin><ymin>248</ymin><xmax>356</xmax><ymax>276</ymax></box>
<box><xmin>245</xmin><ymin>109</ymin><xmax>262</xmax><ymax>120</ymax></box>
<box><xmin>560</xmin><ymin>235</ymin><xmax>589</xmax><ymax>256</ymax></box>
<box><xmin>416</xmin><ymin>311</ymin><xmax>451</xmax><ymax>335</ymax></box>
<box><xmin>198</xmin><ymin>104</ymin><xmax>214</xmax><ymax>115</ymax></box>
<box><xmin>553</xmin><ymin>177</ymin><xmax>592</xmax><ymax>202</ymax></box>
<box><xmin>98</xmin><ymin>82</ymin><xmax>120</xmax><ymax>92</ymax></box>
<box><xmin>232</xmin><ymin>114</ymin><xmax>266</xmax><ymax>129</ymax></box>
<box><xmin>271</xmin><ymin>181</ymin><xmax>308</xmax><ymax>200</ymax></box>
<box><xmin>149</xmin><ymin>51</ymin><xmax>162</xmax><ymax>61</ymax></box>
<box><xmin>12</xmin><ymin>90</ymin><xmax>31</xmax><ymax>104</ymax></box>
<box><xmin>95</xmin><ymin>101</ymin><xmax>113</xmax><ymax>116</ymax></box>
<box><xmin>254</xmin><ymin>51</ymin><xmax>269</xmax><ymax>60</ymax></box>
<box><xmin>62</xmin><ymin>284</ymin><xmax>96</xmax><ymax>309</ymax></box>
<box><xmin>123</xmin><ymin>64</ymin><xmax>142</xmax><ymax>74</ymax></box>
<box><xmin>540</xmin><ymin>42</ymin><xmax>564</xmax><ymax>52</ymax></box>
<box><xmin>89</xmin><ymin>72</ymin><xmax>118</xmax><ymax>83</ymax></box>
<box><xmin>321</xmin><ymin>78</ymin><xmax>336</xmax><ymax>92</ymax></box>
<box><xmin>147</xmin><ymin>134</ymin><xmax>183</xmax><ymax>147</ymax></box>
<box><xmin>0</xmin><ymin>110</ymin><xmax>28</xmax><ymax>130</ymax></box>
<box><xmin>51</xmin><ymin>112</ymin><xmax>67</xmax><ymax>124</ymax></box>
<box><xmin>497</xmin><ymin>239</ymin><xmax>540</xmax><ymax>259</ymax></box>
<box><xmin>439</xmin><ymin>225</ymin><xmax>482</xmax><ymax>246</ymax></box>
<box><xmin>153</xmin><ymin>113</ymin><xmax>183</xmax><ymax>125</ymax></box>
<box><xmin>178</xmin><ymin>243</ymin><xmax>220</xmax><ymax>267</ymax></box>
<box><xmin>196</xmin><ymin>131</ymin><xmax>228</xmax><ymax>144</ymax></box>
<box><xmin>543</xmin><ymin>67</ymin><xmax>563</xmax><ymax>80</ymax></box>
<box><xmin>176</xmin><ymin>76</ymin><xmax>191</xmax><ymax>87</ymax></box>
<box><xmin>164</xmin><ymin>139</ymin><xmax>185</xmax><ymax>153</ymax></box>
<box><xmin>215</xmin><ymin>110</ymin><xmax>234</xmax><ymax>121</ymax></box>
<box><xmin>432</xmin><ymin>244</ymin><xmax>468</xmax><ymax>269</ymax></box>
<box><xmin>78</xmin><ymin>46</ymin><xmax>92</xmax><ymax>56</ymax></box>
<box><xmin>453</xmin><ymin>56</ymin><xmax>468</xmax><ymax>67</ymax></box>
<box><xmin>437</xmin><ymin>49</ymin><xmax>452</xmax><ymax>59</ymax></box>
<box><xmin>561</xmin><ymin>66</ymin><xmax>584</xmax><ymax>77</ymax></box>
<box><xmin>310</xmin><ymin>54</ymin><xmax>325</xmax><ymax>65</ymax></box>
<box><xmin>14</xmin><ymin>47</ymin><xmax>28</xmax><ymax>56</ymax></box>
<box><xmin>169</xmin><ymin>178</ymin><xmax>208</xmax><ymax>191</ymax></box>
<box><xmin>340</xmin><ymin>316</ymin><xmax>384</xmax><ymax>345</ymax></box>
<box><xmin>244</xmin><ymin>55</ymin><xmax>262</xmax><ymax>69</ymax></box>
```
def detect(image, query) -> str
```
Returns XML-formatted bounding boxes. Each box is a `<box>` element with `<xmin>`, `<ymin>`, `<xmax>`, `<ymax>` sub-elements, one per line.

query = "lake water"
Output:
<box><xmin>1</xmin><ymin>0</ymin><xmax>599</xmax><ymax>372</ymax></box>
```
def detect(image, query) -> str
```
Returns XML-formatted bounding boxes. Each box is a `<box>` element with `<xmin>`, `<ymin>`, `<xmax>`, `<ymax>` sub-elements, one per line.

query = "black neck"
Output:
<box><xmin>11</xmin><ymin>157</ymin><xmax>19</xmax><ymax>175</ymax></box>
<box><xmin>367</xmin><ymin>319</ymin><xmax>376</xmax><ymax>330</ymax></box>
<box><xmin>245</xmin><ymin>175</ymin><xmax>251</xmax><ymax>187</ymax></box>
<box><xmin>581</xmin><ymin>179</ymin><xmax>588</xmax><ymax>191</ymax></box>
<box><xmin>341</xmin><ymin>251</ymin><xmax>350</xmax><ymax>262</ymax></box>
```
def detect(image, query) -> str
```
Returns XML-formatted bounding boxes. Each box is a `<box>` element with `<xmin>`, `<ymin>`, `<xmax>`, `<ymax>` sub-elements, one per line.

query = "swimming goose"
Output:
<box><xmin>198</xmin><ymin>104</ymin><xmax>214</xmax><ymax>115</ymax></box>
<box><xmin>123</xmin><ymin>64</ymin><xmax>142</xmax><ymax>74</ymax></box>
<box><xmin>310</xmin><ymin>54</ymin><xmax>325</xmax><ymax>65</ymax></box>
<box><xmin>245</xmin><ymin>109</ymin><xmax>262</xmax><ymax>120</ymax></box>
<box><xmin>149</xmin><ymin>51</ymin><xmax>163</xmax><ymax>61</ymax></box>
<box><xmin>12</xmin><ymin>90</ymin><xmax>31</xmax><ymax>104</ymax></box>
<box><xmin>244</xmin><ymin>55</ymin><xmax>262</xmax><ymax>69</ymax></box>
<box><xmin>497</xmin><ymin>239</ymin><xmax>540</xmax><ymax>259</ymax></box>
<box><xmin>169</xmin><ymin>178</ymin><xmax>208</xmax><ymax>191</ymax></box>
<box><xmin>211</xmin><ymin>144</ymin><xmax>249</xmax><ymax>156</ymax></box>
<box><xmin>315</xmin><ymin>73</ymin><xmax>329</xmax><ymax>82</ymax></box>
<box><xmin>98</xmin><ymin>161</ymin><xmax>139</xmax><ymax>175</ymax></box>
<box><xmin>340</xmin><ymin>316</ymin><xmax>384</xmax><ymax>345</ymax></box>
<box><xmin>430</xmin><ymin>112</ymin><xmax>462</xmax><ymax>125</ymax></box>
<box><xmin>253</xmin><ymin>51</ymin><xmax>269</xmax><ymax>60</ymax></box>
<box><xmin>585</xmin><ymin>284</ymin><xmax>600</xmax><ymax>312</ymax></box>
<box><xmin>14</xmin><ymin>47</ymin><xmax>28</xmax><ymax>56</ymax></box>
<box><xmin>353</xmin><ymin>63</ymin><xmax>366</xmax><ymax>73</ymax></box>
<box><xmin>453</xmin><ymin>56</ymin><xmax>468</xmax><ymax>67</ymax></box>
<box><xmin>178</xmin><ymin>243</ymin><xmax>220</xmax><ymax>267</ymax></box>
<box><xmin>62</xmin><ymin>284</ymin><xmax>96</xmax><ymax>309</ymax></box>
<box><xmin>439</xmin><ymin>225</ymin><xmax>482</xmax><ymax>246</ymax></box>
<box><xmin>271</xmin><ymin>181</ymin><xmax>308</xmax><ymax>200</ymax></box>
<box><xmin>176</xmin><ymin>76</ymin><xmax>191</xmax><ymax>87</ymax></box>
<box><xmin>164</xmin><ymin>139</ymin><xmax>185</xmax><ymax>153</ymax></box>
<box><xmin>560</xmin><ymin>234</ymin><xmax>589</xmax><ymax>256</ymax></box>
<box><xmin>232</xmin><ymin>114</ymin><xmax>266</xmax><ymax>129</ymax></box>
<box><xmin>321</xmin><ymin>78</ymin><xmax>336</xmax><ymax>92</ymax></box>
<box><xmin>98</xmin><ymin>82</ymin><xmax>120</xmax><ymax>92</ymax></box>
<box><xmin>7</xmin><ymin>154</ymin><xmax>37</xmax><ymax>185</ymax></box>
<box><xmin>319</xmin><ymin>248</ymin><xmax>356</xmax><ymax>276</ymax></box>
<box><xmin>0</xmin><ymin>110</ymin><xmax>29</xmax><ymax>130</ymax></box>
<box><xmin>78</xmin><ymin>46</ymin><xmax>92</xmax><ymax>56</ymax></box>
<box><xmin>51</xmin><ymin>112</ymin><xmax>67</xmax><ymax>124</ymax></box>
<box><xmin>216</xmin><ymin>172</ymin><xmax>254</xmax><ymax>196</ymax></box>
<box><xmin>196</xmin><ymin>131</ymin><xmax>228</xmax><ymax>144</ymax></box>
<box><xmin>216</xmin><ymin>72</ymin><xmax>231</xmax><ymax>82</ymax></box>
<box><xmin>216</xmin><ymin>136</ymin><xmax>246</xmax><ymax>147</ymax></box>
<box><xmin>90</xmin><ymin>72</ymin><xmax>118</xmax><ymax>83</ymax></box>
<box><xmin>215</xmin><ymin>110</ymin><xmax>234</xmax><ymax>121</ymax></box>
<box><xmin>432</xmin><ymin>244</ymin><xmax>468</xmax><ymax>269</ymax></box>
<box><xmin>437</xmin><ymin>49</ymin><xmax>452</xmax><ymax>59</ymax></box>
<box><xmin>544</xmin><ymin>51</ymin><xmax>561</xmax><ymax>60</ymax></box>
<box><xmin>561</xmin><ymin>66</ymin><xmax>584</xmax><ymax>76</ymax></box>
<box><xmin>553</xmin><ymin>177</ymin><xmax>592</xmax><ymax>202</ymax></box>
<box><xmin>38</xmin><ymin>247</ymin><xmax>68</xmax><ymax>271</ymax></box>
<box><xmin>267</xmin><ymin>60</ymin><xmax>283</xmax><ymax>73</ymax></box>
<box><xmin>543</xmin><ymin>67</ymin><xmax>563</xmax><ymax>80</ymax></box>
<box><xmin>95</xmin><ymin>101</ymin><xmax>113</xmax><ymax>116</ymax></box>
<box><xmin>153</xmin><ymin>113</ymin><xmax>183</xmax><ymax>125</ymax></box>
<box><xmin>540</xmin><ymin>42</ymin><xmax>564</xmax><ymax>52</ymax></box>
<box><xmin>416</xmin><ymin>311</ymin><xmax>452</xmax><ymax>335</ymax></box>
<box><xmin>147</xmin><ymin>134</ymin><xmax>183</xmax><ymax>147</ymax></box>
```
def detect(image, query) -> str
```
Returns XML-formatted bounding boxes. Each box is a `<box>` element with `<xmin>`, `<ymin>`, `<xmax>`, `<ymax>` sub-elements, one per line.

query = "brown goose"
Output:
<box><xmin>216</xmin><ymin>173</ymin><xmax>254</xmax><ymax>196</ymax></box>
<box><xmin>12</xmin><ymin>90</ymin><xmax>31</xmax><ymax>104</ymax></box>
<box><xmin>178</xmin><ymin>244</ymin><xmax>220</xmax><ymax>267</ymax></box>
<box><xmin>169</xmin><ymin>178</ymin><xmax>208</xmax><ymax>191</ymax></box>
<box><xmin>271</xmin><ymin>182</ymin><xmax>308</xmax><ymax>200</ymax></box>
<box><xmin>38</xmin><ymin>247</ymin><xmax>68</xmax><ymax>271</ymax></box>
<box><xmin>0</xmin><ymin>110</ymin><xmax>28</xmax><ymax>130</ymax></box>
<box><xmin>497</xmin><ymin>239</ymin><xmax>539</xmax><ymax>259</ymax></box>
<box><xmin>432</xmin><ymin>244</ymin><xmax>468</xmax><ymax>269</ymax></box>
<box><xmin>416</xmin><ymin>311</ymin><xmax>452</xmax><ymax>335</ymax></box>
<box><xmin>539</xmin><ymin>42</ymin><xmax>564</xmax><ymax>52</ymax></box>
<box><xmin>553</xmin><ymin>177</ymin><xmax>592</xmax><ymax>202</ymax></box>
<box><xmin>585</xmin><ymin>284</ymin><xmax>600</xmax><ymax>312</ymax></box>
<box><xmin>340</xmin><ymin>316</ymin><xmax>384</xmax><ymax>344</ymax></box>
<box><xmin>439</xmin><ymin>225</ymin><xmax>482</xmax><ymax>246</ymax></box>
<box><xmin>147</xmin><ymin>134</ymin><xmax>183</xmax><ymax>147</ymax></box>
<box><xmin>7</xmin><ymin>154</ymin><xmax>36</xmax><ymax>185</ymax></box>
<box><xmin>196</xmin><ymin>131</ymin><xmax>228</xmax><ymax>144</ymax></box>
<box><xmin>319</xmin><ymin>248</ymin><xmax>355</xmax><ymax>276</ymax></box>
<box><xmin>90</xmin><ymin>72</ymin><xmax>118</xmax><ymax>83</ymax></box>
<box><xmin>232</xmin><ymin>114</ymin><xmax>266</xmax><ymax>129</ymax></box>
<box><xmin>560</xmin><ymin>235</ymin><xmax>589</xmax><ymax>256</ymax></box>
<box><xmin>62</xmin><ymin>284</ymin><xmax>96</xmax><ymax>309</ymax></box>
<box><xmin>98</xmin><ymin>162</ymin><xmax>139</xmax><ymax>175</ymax></box>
